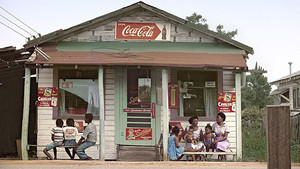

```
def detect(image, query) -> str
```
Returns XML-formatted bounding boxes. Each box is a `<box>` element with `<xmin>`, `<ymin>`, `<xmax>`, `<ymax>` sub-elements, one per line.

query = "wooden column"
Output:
<box><xmin>98</xmin><ymin>67</ymin><xmax>105</xmax><ymax>160</ymax></box>
<box><xmin>21</xmin><ymin>68</ymin><xmax>31</xmax><ymax>160</ymax></box>
<box><xmin>235</xmin><ymin>73</ymin><xmax>242</xmax><ymax>160</ymax></box>
<box><xmin>266</xmin><ymin>105</ymin><xmax>291</xmax><ymax>169</ymax></box>
<box><xmin>289</xmin><ymin>87</ymin><xmax>293</xmax><ymax>110</ymax></box>
<box><xmin>162</xmin><ymin>69</ymin><xmax>169</xmax><ymax>161</ymax></box>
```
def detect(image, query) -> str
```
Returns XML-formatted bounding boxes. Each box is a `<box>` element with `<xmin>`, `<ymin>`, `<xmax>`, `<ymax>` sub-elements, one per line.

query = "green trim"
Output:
<box><xmin>56</xmin><ymin>41</ymin><xmax>246</xmax><ymax>54</ymax></box>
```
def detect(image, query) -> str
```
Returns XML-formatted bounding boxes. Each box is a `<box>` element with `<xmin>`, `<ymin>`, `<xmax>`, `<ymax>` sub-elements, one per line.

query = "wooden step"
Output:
<box><xmin>117</xmin><ymin>145</ymin><xmax>159</xmax><ymax>161</ymax></box>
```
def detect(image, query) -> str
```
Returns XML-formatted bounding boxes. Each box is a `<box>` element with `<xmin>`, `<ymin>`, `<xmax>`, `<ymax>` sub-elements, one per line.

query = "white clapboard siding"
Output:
<box><xmin>36</xmin><ymin>68</ymin><xmax>117</xmax><ymax>160</ymax></box>
<box><xmin>104</xmin><ymin>68</ymin><xmax>117</xmax><ymax>159</ymax></box>
<box><xmin>223</xmin><ymin>71</ymin><xmax>235</xmax><ymax>92</ymax></box>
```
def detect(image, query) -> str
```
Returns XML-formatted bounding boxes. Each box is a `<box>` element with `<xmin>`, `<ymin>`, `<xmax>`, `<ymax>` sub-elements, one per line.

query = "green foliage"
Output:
<box><xmin>186</xmin><ymin>12</ymin><xmax>238</xmax><ymax>38</ymax></box>
<box><xmin>242</xmin><ymin>106</ymin><xmax>300</xmax><ymax>162</ymax></box>
<box><xmin>242</xmin><ymin>63</ymin><xmax>273</xmax><ymax>110</ymax></box>
<box><xmin>242</xmin><ymin>106</ymin><xmax>267</xmax><ymax>161</ymax></box>
<box><xmin>291</xmin><ymin>141</ymin><xmax>300</xmax><ymax>163</ymax></box>
<box><xmin>216</xmin><ymin>25</ymin><xmax>238</xmax><ymax>39</ymax></box>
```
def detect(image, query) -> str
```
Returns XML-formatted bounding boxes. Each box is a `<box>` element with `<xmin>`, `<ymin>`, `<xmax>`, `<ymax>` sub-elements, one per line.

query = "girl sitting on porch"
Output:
<box><xmin>168</xmin><ymin>126</ymin><xmax>204</xmax><ymax>161</ymax></box>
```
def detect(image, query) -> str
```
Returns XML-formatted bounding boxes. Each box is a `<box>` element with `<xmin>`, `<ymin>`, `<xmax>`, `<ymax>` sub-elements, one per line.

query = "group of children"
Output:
<box><xmin>43</xmin><ymin>113</ymin><xmax>96</xmax><ymax>160</ymax></box>
<box><xmin>168</xmin><ymin>123</ymin><xmax>216</xmax><ymax>161</ymax></box>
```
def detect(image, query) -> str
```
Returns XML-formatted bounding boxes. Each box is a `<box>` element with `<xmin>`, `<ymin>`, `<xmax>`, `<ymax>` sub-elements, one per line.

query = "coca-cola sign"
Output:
<box><xmin>115</xmin><ymin>22</ymin><xmax>170</xmax><ymax>41</ymax></box>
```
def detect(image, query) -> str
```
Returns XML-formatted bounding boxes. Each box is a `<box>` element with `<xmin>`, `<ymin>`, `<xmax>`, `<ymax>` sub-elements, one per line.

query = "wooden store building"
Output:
<box><xmin>21</xmin><ymin>1</ymin><xmax>253</xmax><ymax>161</ymax></box>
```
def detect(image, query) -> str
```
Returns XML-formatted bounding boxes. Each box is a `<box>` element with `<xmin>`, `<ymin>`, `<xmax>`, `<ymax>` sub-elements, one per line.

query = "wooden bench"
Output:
<box><xmin>182</xmin><ymin>150</ymin><xmax>236</xmax><ymax>161</ymax></box>
<box><xmin>26</xmin><ymin>144</ymin><xmax>100</xmax><ymax>151</ymax></box>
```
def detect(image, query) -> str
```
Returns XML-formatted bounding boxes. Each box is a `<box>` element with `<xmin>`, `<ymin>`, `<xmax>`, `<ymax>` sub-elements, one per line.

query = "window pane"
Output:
<box><xmin>127</xmin><ymin>69</ymin><xmax>151</xmax><ymax>108</ymax></box>
<box><xmin>59</xmin><ymin>79</ymin><xmax>99</xmax><ymax>116</ymax></box>
<box><xmin>177</xmin><ymin>71</ymin><xmax>217</xmax><ymax>117</ymax></box>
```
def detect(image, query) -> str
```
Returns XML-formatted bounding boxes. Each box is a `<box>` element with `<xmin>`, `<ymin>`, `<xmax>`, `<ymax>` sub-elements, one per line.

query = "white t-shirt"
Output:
<box><xmin>212</xmin><ymin>122</ymin><xmax>230</xmax><ymax>135</ymax></box>
<box><xmin>186</xmin><ymin>126</ymin><xmax>202</xmax><ymax>139</ymax></box>
<box><xmin>63</xmin><ymin>126</ymin><xmax>78</xmax><ymax>140</ymax></box>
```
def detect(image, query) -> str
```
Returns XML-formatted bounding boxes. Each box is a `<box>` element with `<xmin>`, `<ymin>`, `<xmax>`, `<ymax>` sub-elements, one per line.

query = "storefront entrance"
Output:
<box><xmin>114</xmin><ymin>68</ymin><xmax>161</xmax><ymax>146</ymax></box>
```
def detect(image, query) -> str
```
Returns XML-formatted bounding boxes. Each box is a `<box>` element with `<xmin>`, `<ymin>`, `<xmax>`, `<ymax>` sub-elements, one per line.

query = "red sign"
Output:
<box><xmin>218</xmin><ymin>92</ymin><xmax>236</xmax><ymax>113</ymax></box>
<box><xmin>116</xmin><ymin>22</ymin><xmax>170</xmax><ymax>40</ymax></box>
<box><xmin>169</xmin><ymin>122</ymin><xmax>184</xmax><ymax>142</ymax></box>
<box><xmin>37</xmin><ymin>87</ymin><xmax>58</xmax><ymax>107</ymax></box>
<box><xmin>126</xmin><ymin>128</ymin><xmax>152</xmax><ymax>140</ymax></box>
<box><xmin>74</xmin><ymin>121</ymin><xmax>84</xmax><ymax>133</ymax></box>
<box><xmin>168</xmin><ymin>83</ymin><xmax>178</xmax><ymax>109</ymax></box>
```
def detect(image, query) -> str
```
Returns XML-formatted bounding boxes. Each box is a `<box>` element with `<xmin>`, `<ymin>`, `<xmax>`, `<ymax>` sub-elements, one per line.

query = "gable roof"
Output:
<box><xmin>270</xmin><ymin>70</ymin><xmax>300</xmax><ymax>85</ymax></box>
<box><xmin>24</xmin><ymin>1</ymin><xmax>253</xmax><ymax>54</ymax></box>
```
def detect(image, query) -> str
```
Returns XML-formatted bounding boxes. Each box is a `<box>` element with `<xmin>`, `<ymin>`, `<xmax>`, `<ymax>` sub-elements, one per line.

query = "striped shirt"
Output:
<box><xmin>51</xmin><ymin>127</ymin><xmax>64</xmax><ymax>143</ymax></box>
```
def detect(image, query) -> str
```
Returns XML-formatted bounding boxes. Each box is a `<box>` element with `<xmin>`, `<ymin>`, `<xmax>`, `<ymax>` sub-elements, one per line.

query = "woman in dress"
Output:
<box><xmin>212</xmin><ymin>112</ymin><xmax>230</xmax><ymax>161</ymax></box>
<box><xmin>184</xmin><ymin>116</ymin><xmax>204</xmax><ymax>142</ymax></box>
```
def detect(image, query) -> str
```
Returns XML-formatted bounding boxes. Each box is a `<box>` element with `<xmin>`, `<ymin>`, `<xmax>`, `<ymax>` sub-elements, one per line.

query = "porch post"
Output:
<box><xmin>162</xmin><ymin>69</ymin><xmax>169</xmax><ymax>161</ymax></box>
<box><xmin>235</xmin><ymin>73</ymin><xmax>242</xmax><ymax>160</ymax></box>
<box><xmin>21</xmin><ymin>67</ymin><xmax>31</xmax><ymax>160</ymax></box>
<box><xmin>289</xmin><ymin>87</ymin><xmax>293</xmax><ymax>110</ymax></box>
<box><xmin>98</xmin><ymin>66</ymin><xmax>105</xmax><ymax>160</ymax></box>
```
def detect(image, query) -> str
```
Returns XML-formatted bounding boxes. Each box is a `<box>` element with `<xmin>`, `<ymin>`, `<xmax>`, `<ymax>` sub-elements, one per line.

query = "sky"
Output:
<box><xmin>1</xmin><ymin>0</ymin><xmax>300</xmax><ymax>83</ymax></box>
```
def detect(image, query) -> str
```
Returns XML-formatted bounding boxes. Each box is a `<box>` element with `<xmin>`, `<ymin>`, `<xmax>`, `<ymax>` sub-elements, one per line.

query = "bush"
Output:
<box><xmin>242</xmin><ymin>106</ymin><xmax>267</xmax><ymax>161</ymax></box>
<box><xmin>242</xmin><ymin>106</ymin><xmax>300</xmax><ymax>162</ymax></box>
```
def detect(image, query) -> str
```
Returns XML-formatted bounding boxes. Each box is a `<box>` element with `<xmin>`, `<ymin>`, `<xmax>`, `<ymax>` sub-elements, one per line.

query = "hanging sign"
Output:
<box><xmin>115</xmin><ymin>22</ymin><xmax>171</xmax><ymax>41</ymax></box>
<box><xmin>168</xmin><ymin>83</ymin><xmax>178</xmax><ymax>109</ymax></box>
<box><xmin>217</xmin><ymin>92</ymin><xmax>236</xmax><ymax>112</ymax></box>
<box><xmin>37</xmin><ymin>87</ymin><xmax>58</xmax><ymax>107</ymax></box>
<box><xmin>126</xmin><ymin>128</ymin><xmax>152</xmax><ymax>140</ymax></box>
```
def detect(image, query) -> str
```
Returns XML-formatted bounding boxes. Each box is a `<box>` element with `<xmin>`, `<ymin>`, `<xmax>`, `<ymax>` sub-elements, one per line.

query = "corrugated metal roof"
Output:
<box><xmin>27</xmin><ymin>50</ymin><xmax>247</xmax><ymax>68</ymax></box>
<box><xmin>270</xmin><ymin>70</ymin><xmax>300</xmax><ymax>85</ymax></box>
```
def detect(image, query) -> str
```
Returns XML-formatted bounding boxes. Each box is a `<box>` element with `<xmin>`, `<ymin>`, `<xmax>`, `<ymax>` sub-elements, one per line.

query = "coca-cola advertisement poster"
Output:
<box><xmin>37</xmin><ymin>87</ymin><xmax>58</xmax><ymax>107</ymax></box>
<box><xmin>126</xmin><ymin>128</ymin><xmax>152</xmax><ymax>140</ymax></box>
<box><xmin>116</xmin><ymin>22</ymin><xmax>171</xmax><ymax>41</ymax></box>
<box><xmin>217</xmin><ymin>92</ymin><xmax>236</xmax><ymax>113</ymax></box>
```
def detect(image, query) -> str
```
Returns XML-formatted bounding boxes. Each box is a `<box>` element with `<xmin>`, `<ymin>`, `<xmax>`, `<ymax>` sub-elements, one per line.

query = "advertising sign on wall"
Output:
<box><xmin>126</xmin><ymin>128</ymin><xmax>152</xmax><ymax>140</ymax></box>
<box><xmin>116</xmin><ymin>22</ymin><xmax>171</xmax><ymax>41</ymax></box>
<box><xmin>217</xmin><ymin>92</ymin><xmax>236</xmax><ymax>113</ymax></box>
<box><xmin>37</xmin><ymin>87</ymin><xmax>58</xmax><ymax>107</ymax></box>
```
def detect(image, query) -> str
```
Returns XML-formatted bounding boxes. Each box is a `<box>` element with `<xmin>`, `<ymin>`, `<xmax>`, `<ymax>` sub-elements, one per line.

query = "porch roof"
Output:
<box><xmin>27</xmin><ymin>42</ymin><xmax>247</xmax><ymax>68</ymax></box>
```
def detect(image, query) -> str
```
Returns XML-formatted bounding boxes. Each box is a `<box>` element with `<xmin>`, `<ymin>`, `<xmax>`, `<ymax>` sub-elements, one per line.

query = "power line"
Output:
<box><xmin>0</xmin><ymin>14</ymin><xmax>33</xmax><ymax>36</ymax></box>
<box><xmin>0</xmin><ymin>21</ymin><xmax>27</xmax><ymax>38</ymax></box>
<box><xmin>0</xmin><ymin>6</ymin><xmax>39</xmax><ymax>35</ymax></box>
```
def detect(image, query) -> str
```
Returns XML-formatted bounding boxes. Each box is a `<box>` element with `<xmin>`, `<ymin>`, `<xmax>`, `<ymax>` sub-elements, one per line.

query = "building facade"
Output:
<box><xmin>22</xmin><ymin>2</ymin><xmax>253</xmax><ymax>160</ymax></box>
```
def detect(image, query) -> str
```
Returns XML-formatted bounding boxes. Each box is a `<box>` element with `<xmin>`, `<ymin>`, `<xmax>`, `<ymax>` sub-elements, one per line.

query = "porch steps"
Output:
<box><xmin>117</xmin><ymin>145</ymin><xmax>159</xmax><ymax>161</ymax></box>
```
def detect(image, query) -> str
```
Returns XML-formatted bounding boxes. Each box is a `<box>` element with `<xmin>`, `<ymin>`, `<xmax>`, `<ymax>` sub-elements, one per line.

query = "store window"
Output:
<box><xmin>127</xmin><ymin>69</ymin><xmax>151</xmax><ymax>108</ymax></box>
<box><xmin>177</xmin><ymin>71</ymin><xmax>217</xmax><ymax>117</ymax></box>
<box><xmin>58</xmin><ymin>69</ymin><xmax>98</xmax><ymax>117</ymax></box>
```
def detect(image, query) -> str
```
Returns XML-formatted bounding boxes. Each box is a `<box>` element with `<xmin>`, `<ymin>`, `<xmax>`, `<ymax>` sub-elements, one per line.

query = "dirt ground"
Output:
<box><xmin>0</xmin><ymin>160</ymin><xmax>300</xmax><ymax>168</ymax></box>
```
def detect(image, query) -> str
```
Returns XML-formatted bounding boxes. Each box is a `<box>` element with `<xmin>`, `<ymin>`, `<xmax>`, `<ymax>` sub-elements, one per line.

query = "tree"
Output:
<box><xmin>241</xmin><ymin>63</ymin><xmax>273</xmax><ymax>109</ymax></box>
<box><xmin>186</xmin><ymin>12</ymin><xmax>238</xmax><ymax>39</ymax></box>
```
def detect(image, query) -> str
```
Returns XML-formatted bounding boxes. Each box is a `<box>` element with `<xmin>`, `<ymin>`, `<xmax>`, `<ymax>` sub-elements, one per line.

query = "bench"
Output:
<box><xmin>182</xmin><ymin>150</ymin><xmax>236</xmax><ymax>161</ymax></box>
<box><xmin>26</xmin><ymin>144</ymin><xmax>100</xmax><ymax>151</ymax></box>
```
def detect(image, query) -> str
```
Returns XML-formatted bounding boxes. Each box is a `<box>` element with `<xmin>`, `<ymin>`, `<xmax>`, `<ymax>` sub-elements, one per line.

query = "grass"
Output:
<box><xmin>242</xmin><ymin>107</ymin><xmax>300</xmax><ymax>162</ymax></box>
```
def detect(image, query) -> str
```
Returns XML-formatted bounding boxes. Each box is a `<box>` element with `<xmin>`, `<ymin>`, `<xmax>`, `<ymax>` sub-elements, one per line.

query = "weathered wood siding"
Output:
<box><xmin>63</xmin><ymin>12</ymin><xmax>214</xmax><ymax>43</ymax></box>
<box><xmin>36</xmin><ymin>68</ymin><xmax>116</xmax><ymax>160</ymax></box>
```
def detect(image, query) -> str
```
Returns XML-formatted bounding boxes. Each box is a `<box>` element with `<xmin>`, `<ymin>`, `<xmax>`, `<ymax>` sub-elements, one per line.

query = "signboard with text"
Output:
<box><xmin>37</xmin><ymin>87</ymin><xmax>58</xmax><ymax>107</ymax></box>
<box><xmin>116</xmin><ymin>22</ymin><xmax>171</xmax><ymax>41</ymax></box>
<box><xmin>218</xmin><ymin>92</ymin><xmax>236</xmax><ymax>113</ymax></box>
<box><xmin>126</xmin><ymin>128</ymin><xmax>152</xmax><ymax>140</ymax></box>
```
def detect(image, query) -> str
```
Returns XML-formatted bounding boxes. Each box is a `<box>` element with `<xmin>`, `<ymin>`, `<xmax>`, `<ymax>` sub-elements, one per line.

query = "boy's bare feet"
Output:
<box><xmin>43</xmin><ymin>148</ymin><xmax>54</xmax><ymax>160</ymax></box>
<box><xmin>85</xmin><ymin>156</ymin><xmax>93</xmax><ymax>160</ymax></box>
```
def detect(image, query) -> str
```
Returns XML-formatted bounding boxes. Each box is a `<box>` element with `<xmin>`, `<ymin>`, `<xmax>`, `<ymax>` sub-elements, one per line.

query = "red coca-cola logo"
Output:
<box><xmin>116</xmin><ymin>22</ymin><xmax>161</xmax><ymax>40</ymax></box>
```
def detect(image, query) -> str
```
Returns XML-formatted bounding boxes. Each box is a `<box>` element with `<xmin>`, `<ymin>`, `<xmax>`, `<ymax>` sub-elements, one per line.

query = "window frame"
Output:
<box><xmin>52</xmin><ymin>66</ymin><xmax>100</xmax><ymax>120</ymax></box>
<box><xmin>170</xmin><ymin>69</ymin><xmax>223</xmax><ymax>122</ymax></box>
